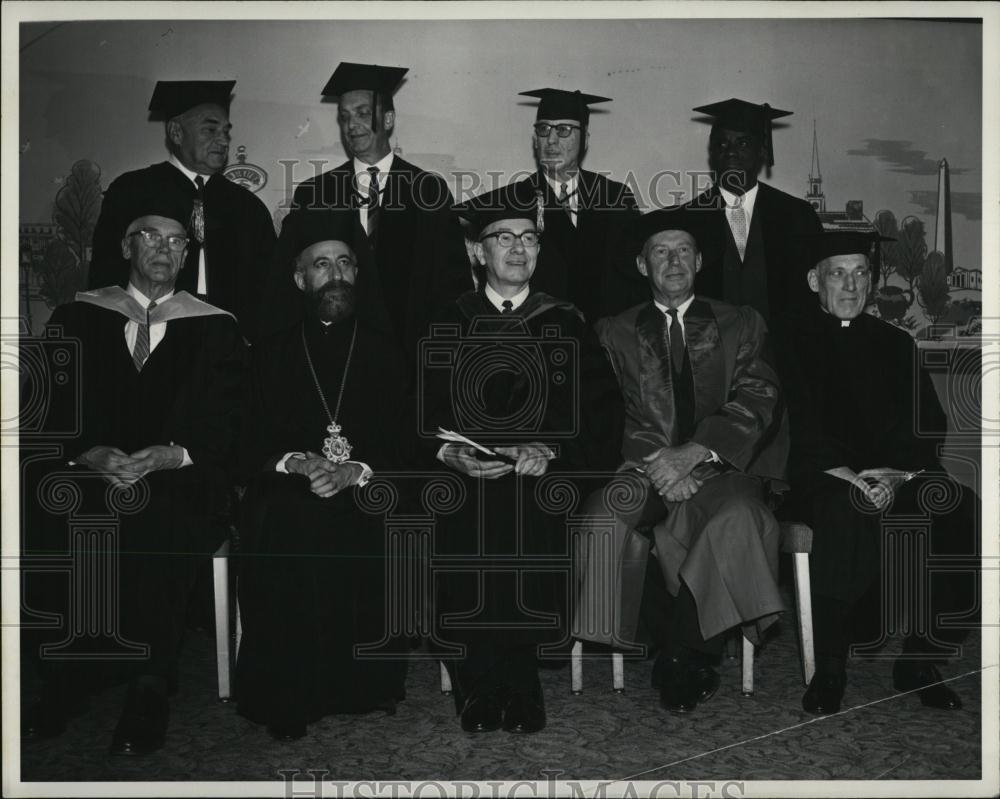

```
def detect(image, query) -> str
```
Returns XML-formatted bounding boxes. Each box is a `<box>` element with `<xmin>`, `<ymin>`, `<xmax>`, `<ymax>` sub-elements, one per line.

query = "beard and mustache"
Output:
<box><xmin>306</xmin><ymin>277</ymin><xmax>357</xmax><ymax>323</ymax></box>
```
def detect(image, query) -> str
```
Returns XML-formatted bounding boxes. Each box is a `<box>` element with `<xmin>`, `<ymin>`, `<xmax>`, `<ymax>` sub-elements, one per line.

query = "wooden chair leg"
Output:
<box><xmin>212</xmin><ymin>541</ymin><xmax>231</xmax><ymax>702</ymax></box>
<box><xmin>612</xmin><ymin>652</ymin><xmax>624</xmax><ymax>693</ymax></box>
<box><xmin>741</xmin><ymin>634</ymin><xmax>754</xmax><ymax>696</ymax></box>
<box><xmin>439</xmin><ymin>661</ymin><xmax>453</xmax><ymax>695</ymax></box>
<box><xmin>571</xmin><ymin>640</ymin><xmax>583</xmax><ymax>694</ymax></box>
<box><xmin>793</xmin><ymin>551</ymin><xmax>816</xmax><ymax>684</ymax></box>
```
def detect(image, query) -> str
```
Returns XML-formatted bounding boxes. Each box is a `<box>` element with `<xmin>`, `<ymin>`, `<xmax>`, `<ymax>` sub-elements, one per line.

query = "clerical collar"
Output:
<box><xmin>719</xmin><ymin>182</ymin><xmax>759</xmax><ymax>213</ymax></box>
<box><xmin>543</xmin><ymin>172</ymin><xmax>578</xmax><ymax>197</ymax></box>
<box><xmin>169</xmin><ymin>155</ymin><xmax>213</xmax><ymax>186</ymax></box>
<box><xmin>485</xmin><ymin>283</ymin><xmax>530</xmax><ymax>313</ymax></box>
<box><xmin>127</xmin><ymin>283</ymin><xmax>174</xmax><ymax>308</ymax></box>
<box><xmin>654</xmin><ymin>294</ymin><xmax>695</xmax><ymax>321</ymax></box>
<box><xmin>817</xmin><ymin>306</ymin><xmax>857</xmax><ymax>329</ymax></box>
<box><xmin>353</xmin><ymin>150</ymin><xmax>394</xmax><ymax>177</ymax></box>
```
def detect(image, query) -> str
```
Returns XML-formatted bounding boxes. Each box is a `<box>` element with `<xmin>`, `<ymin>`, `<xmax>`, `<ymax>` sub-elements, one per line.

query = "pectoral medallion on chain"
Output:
<box><xmin>322</xmin><ymin>422</ymin><xmax>352</xmax><ymax>463</ymax></box>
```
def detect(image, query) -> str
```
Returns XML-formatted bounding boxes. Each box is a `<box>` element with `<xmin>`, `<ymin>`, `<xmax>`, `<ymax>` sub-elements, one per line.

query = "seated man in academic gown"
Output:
<box><xmin>21</xmin><ymin>194</ymin><xmax>247</xmax><ymax>755</ymax></box>
<box><xmin>423</xmin><ymin>187</ymin><xmax>622</xmax><ymax>734</ymax></box>
<box><xmin>772</xmin><ymin>231</ymin><xmax>979</xmax><ymax>716</ymax></box>
<box><xmin>574</xmin><ymin>207</ymin><xmax>788</xmax><ymax>715</ymax></box>
<box><xmin>235</xmin><ymin>209</ymin><xmax>409</xmax><ymax>742</ymax></box>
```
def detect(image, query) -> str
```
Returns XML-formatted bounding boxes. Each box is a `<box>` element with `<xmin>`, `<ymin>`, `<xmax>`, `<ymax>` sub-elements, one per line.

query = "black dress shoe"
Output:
<box><xmin>267</xmin><ymin>720</ymin><xmax>307</xmax><ymax>741</ymax></box>
<box><xmin>892</xmin><ymin>661</ymin><xmax>962</xmax><ymax>710</ymax></box>
<box><xmin>802</xmin><ymin>672</ymin><xmax>846</xmax><ymax>715</ymax></box>
<box><xmin>460</xmin><ymin>692</ymin><xmax>503</xmax><ymax>733</ymax></box>
<box><xmin>502</xmin><ymin>690</ymin><xmax>546</xmax><ymax>734</ymax></box>
<box><xmin>109</xmin><ymin>683</ymin><xmax>169</xmax><ymax>756</ymax></box>
<box><xmin>658</xmin><ymin>656</ymin><xmax>718</xmax><ymax>714</ymax></box>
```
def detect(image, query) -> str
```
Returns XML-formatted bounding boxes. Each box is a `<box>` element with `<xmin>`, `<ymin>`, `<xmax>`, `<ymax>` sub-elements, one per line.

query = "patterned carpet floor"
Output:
<box><xmin>18</xmin><ymin>588</ymin><xmax>988</xmax><ymax>788</ymax></box>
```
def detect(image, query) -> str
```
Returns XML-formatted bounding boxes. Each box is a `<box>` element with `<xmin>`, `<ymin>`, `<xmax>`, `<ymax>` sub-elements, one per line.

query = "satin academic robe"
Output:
<box><xmin>88</xmin><ymin>162</ymin><xmax>276</xmax><ymax>341</ymax></box>
<box><xmin>423</xmin><ymin>291</ymin><xmax>623</xmax><ymax>656</ymax></box>
<box><xmin>685</xmin><ymin>183</ymin><xmax>823</xmax><ymax>322</ymax></box>
<box><xmin>235</xmin><ymin>312</ymin><xmax>411</xmax><ymax>725</ymax></box>
<box><xmin>508</xmin><ymin>170</ymin><xmax>647</xmax><ymax>323</ymax></box>
<box><xmin>574</xmin><ymin>297</ymin><xmax>788</xmax><ymax>648</ymax></box>
<box><xmin>21</xmin><ymin>290</ymin><xmax>247</xmax><ymax>686</ymax></box>
<box><xmin>261</xmin><ymin>157</ymin><xmax>472</xmax><ymax>363</ymax></box>
<box><xmin>772</xmin><ymin>308</ymin><xmax>977</xmax><ymax>649</ymax></box>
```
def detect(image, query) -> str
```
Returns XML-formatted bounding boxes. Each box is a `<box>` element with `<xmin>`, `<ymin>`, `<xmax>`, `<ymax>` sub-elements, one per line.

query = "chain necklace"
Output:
<box><xmin>301</xmin><ymin>320</ymin><xmax>358</xmax><ymax>463</ymax></box>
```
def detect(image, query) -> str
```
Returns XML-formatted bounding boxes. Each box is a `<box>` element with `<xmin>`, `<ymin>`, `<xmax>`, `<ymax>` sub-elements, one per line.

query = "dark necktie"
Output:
<box><xmin>558</xmin><ymin>182</ymin><xmax>576</xmax><ymax>225</ymax></box>
<box><xmin>132</xmin><ymin>300</ymin><xmax>157</xmax><ymax>372</ymax></box>
<box><xmin>501</xmin><ymin>300</ymin><xmax>514</xmax><ymax>314</ymax></box>
<box><xmin>666</xmin><ymin>308</ymin><xmax>685</xmax><ymax>375</ymax></box>
<box><xmin>366</xmin><ymin>166</ymin><xmax>380</xmax><ymax>239</ymax></box>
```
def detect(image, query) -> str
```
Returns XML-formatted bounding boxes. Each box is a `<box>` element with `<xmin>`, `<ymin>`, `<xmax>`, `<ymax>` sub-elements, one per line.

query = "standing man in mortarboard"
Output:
<box><xmin>680</xmin><ymin>98</ymin><xmax>822</xmax><ymax>323</ymax></box>
<box><xmin>21</xmin><ymin>192</ymin><xmax>247</xmax><ymax>755</ymax></box>
<box><xmin>503</xmin><ymin>88</ymin><xmax>645</xmax><ymax>324</ymax></box>
<box><xmin>264</xmin><ymin>62</ymin><xmax>470</xmax><ymax>367</ymax></box>
<box><xmin>422</xmin><ymin>188</ymin><xmax>623</xmax><ymax>735</ymax></box>
<box><xmin>88</xmin><ymin>80</ymin><xmax>277</xmax><ymax>343</ymax></box>
<box><xmin>772</xmin><ymin>231</ymin><xmax>979</xmax><ymax>716</ymax></box>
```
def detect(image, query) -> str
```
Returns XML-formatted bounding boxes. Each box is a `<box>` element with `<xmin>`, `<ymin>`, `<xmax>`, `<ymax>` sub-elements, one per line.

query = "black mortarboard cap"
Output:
<box><xmin>519</xmin><ymin>88</ymin><xmax>612</xmax><ymax>126</ymax></box>
<box><xmin>455</xmin><ymin>183</ymin><xmax>540</xmax><ymax>238</ymax></box>
<box><xmin>804</xmin><ymin>230</ymin><xmax>896</xmax><ymax>268</ymax></box>
<box><xmin>284</xmin><ymin>209</ymin><xmax>359</xmax><ymax>259</ymax></box>
<box><xmin>322</xmin><ymin>62</ymin><xmax>408</xmax><ymax>101</ymax></box>
<box><xmin>693</xmin><ymin>98</ymin><xmax>792</xmax><ymax>167</ymax></box>
<box><xmin>124</xmin><ymin>183</ymin><xmax>193</xmax><ymax>234</ymax></box>
<box><xmin>632</xmin><ymin>207</ymin><xmax>711</xmax><ymax>256</ymax></box>
<box><xmin>148</xmin><ymin>80</ymin><xmax>236</xmax><ymax>121</ymax></box>
<box><xmin>322</xmin><ymin>62</ymin><xmax>408</xmax><ymax>133</ymax></box>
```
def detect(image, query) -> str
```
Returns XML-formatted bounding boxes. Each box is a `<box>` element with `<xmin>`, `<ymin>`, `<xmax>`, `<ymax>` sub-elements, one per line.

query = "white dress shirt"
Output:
<box><xmin>169</xmin><ymin>156</ymin><xmax>211</xmax><ymax>294</ymax></box>
<box><xmin>544</xmin><ymin>173</ymin><xmax>579</xmax><ymax>226</ymax></box>
<box><xmin>124</xmin><ymin>283</ymin><xmax>172</xmax><ymax>355</ymax></box>
<box><xmin>354</xmin><ymin>151</ymin><xmax>395</xmax><ymax>231</ymax></box>
<box><xmin>485</xmin><ymin>283</ymin><xmax>530</xmax><ymax>313</ymax></box>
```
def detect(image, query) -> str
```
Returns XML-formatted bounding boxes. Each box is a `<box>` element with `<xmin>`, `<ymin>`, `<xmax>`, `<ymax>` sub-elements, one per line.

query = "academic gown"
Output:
<box><xmin>260</xmin><ymin>156</ymin><xmax>472</xmax><ymax>364</ymax></box>
<box><xmin>423</xmin><ymin>291</ymin><xmax>623</xmax><ymax>657</ymax></box>
<box><xmin>684</xmin><ymin>183</ymin><xmax>823</xmax><ymax>322</ymax></box>
<box><xmin>21</xmin><ymin>290</ymin><xmax>247</xmax><ymax>687</ymax></box>
<box><xmin>574</xmin><ymin>297</ymin><xmax>789</xmax><ymax>648</ymax></box>
<box><xmin>773</xmin><ymin>308</ymin><xmax>978</xmax><ymax>647</ymax></box>
<box><xmin>235</xmin><ymin>312</ymin><xmax>412</xmax><ymax>725</ymax></box>
<box><xmin>509</xmin><ymin>171</ymin><xmax>648</xmax><ymax>323</ymax></box>
<box><xmin>88</xmin><ymin>161</ymin><xmax>277</xmax><ymax>342</ymax></box>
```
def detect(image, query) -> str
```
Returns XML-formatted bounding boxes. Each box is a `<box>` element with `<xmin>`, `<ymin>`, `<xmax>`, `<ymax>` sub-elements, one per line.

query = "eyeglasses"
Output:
<box><xmin>129</xmin><ymin>229</ymin><xmax>189</xmax><ymax>252</ymax></box>
<box><xmin>533</xmin><ymin>123</ymin><xmax>581</xmax><ymax>139</ymax></box>
<box><xmin>479</xmin><ymin>230</ymin><xmax>541</xmax><ymax>248</ymax></box>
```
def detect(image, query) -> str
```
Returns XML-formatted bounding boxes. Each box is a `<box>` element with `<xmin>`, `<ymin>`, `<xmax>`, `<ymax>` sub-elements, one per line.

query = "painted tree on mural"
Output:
<box><xmin>872</xmin><ymin>209</ymin><xmax>900</xmax><ymax>286</ymax></box>
<box><xmin>34</xmin><ymin>160</ymin><xmax>103</xmax><ymax>308</ymax></box>
<box><xmin>917</xmin><ymin>250</ymin><xmax>951</xmax><ymax>326</ymax></box>
<box><xmin>895</xmin><ymin>215</ymin><xmax>928</xmax><ymax>292</ymax></box>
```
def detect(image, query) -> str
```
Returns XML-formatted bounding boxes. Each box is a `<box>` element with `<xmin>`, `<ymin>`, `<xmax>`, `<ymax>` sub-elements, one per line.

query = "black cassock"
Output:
<box><xmin>774</xmin><ymin>308</ymin><xmax>978</xmax><ymax>660</ymax></box>
<box><xmin>236</xmin><ymin>313</ymin><xmax>411</xmax><ymax>726</ymax></box>
<box><xmin>89</xmin><ymin>162</ymin><xmax>277</xmax><ymax>342</ymax></box>
<box><xmin>423</xmin><ymin>291</ymin><xmax>623</xmax><ymax>667</ymax></box>
<box><xmin>22</xmin><ymin>298</ymin><xmax>247</xmax><ymax>688</ymax></box>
